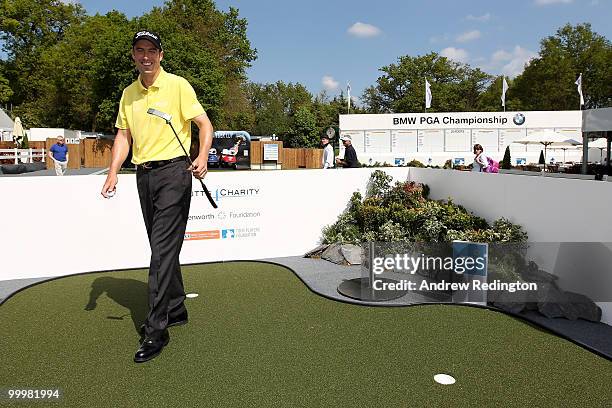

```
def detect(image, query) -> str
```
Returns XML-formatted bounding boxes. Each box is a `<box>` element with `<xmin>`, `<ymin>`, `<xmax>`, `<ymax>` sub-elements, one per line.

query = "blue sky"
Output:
<box><xmin>72</xmin><ymin>0</ymin><xmax>610</xmax><ymax>103</ymax></box>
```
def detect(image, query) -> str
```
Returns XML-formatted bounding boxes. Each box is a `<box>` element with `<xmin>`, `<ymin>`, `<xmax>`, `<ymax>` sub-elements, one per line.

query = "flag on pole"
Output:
<box><xmin>501</xmin><ymin>76</ymin><xmax>509</xmax><ymax>108</ymax></box>
<box><xmin>425</xmin><ymin>79</ymin><xmax>432</xmax><ymax>109</ymax></box>
<box><xmin>347</xmin><ymin>82</ymin><xmax>351</xmax><ymax>113</ymax></box>
<box><xmin>575</xmin><ymin>73</ymin><xmax>584</xmax><ymax>106</ymax></box>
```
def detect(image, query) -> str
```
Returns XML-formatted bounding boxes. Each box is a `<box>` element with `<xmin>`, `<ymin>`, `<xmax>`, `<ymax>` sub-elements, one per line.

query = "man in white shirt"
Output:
<box><xmin>321</xmin><ymin>135</ymin><xmax>334</xmax><ymax>169</ymax></box>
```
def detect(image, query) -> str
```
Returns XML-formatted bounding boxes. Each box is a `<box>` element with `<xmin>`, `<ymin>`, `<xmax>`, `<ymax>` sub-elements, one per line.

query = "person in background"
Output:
<box><xmin>335</xmin><ymin>135</ymin><xmax>360</xmax><ymax>168</ymax></box>
<box><xmin>321</xmin><ymin>135</ymin><xmax>334</xmax><ymax>169</ymax></box>
<box><xmin>48</xmin><ymin>136</ymin><xmax>69</xmax><ymax>176</ymax></box>
<box><xmin>472</xmin><ymin>144</ymin><xmax>488</xmax><ymax>172</ymax></box>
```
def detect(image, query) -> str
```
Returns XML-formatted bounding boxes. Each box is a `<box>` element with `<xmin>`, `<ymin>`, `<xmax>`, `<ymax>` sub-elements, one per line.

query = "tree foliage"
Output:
<box><xmin>0</xmin><ymin>0</ymin><xmax>86</xmax><ymax>108</ymax></box>
<box><xmin>362</xmin><ymin>52</ymin><xmax>493</xmax><ymax>113</ymax></box>
<box><xmin>245</xmin><ymin>81</ymin><xmax>312</xmax><ymax>136</ymax></box>
<box><xmin>501</xmin><ymin>146</ymin><xmax>512</xmax><ymax>169</ymax></box>
<box><xmin>362</xmin><ymin>24</ymin><xmax>610</xmax><ymax>113</ymax></box>
<box><xmin>0</xmin><ymin>0</ymin><xmax>257</xmax><ymax>132</ymax></box>
<box><xmin>0</xmin><ymin>70</ymin><xmax>13</xmax><ymax>103</ymax></box>
<box><xmin>510</xmin><ymin>23</ymin><xmax>611</xmax><ymax>110</ymax></box>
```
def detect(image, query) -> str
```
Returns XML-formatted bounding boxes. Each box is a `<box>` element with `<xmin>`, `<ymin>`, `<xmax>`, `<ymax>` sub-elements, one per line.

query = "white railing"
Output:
<box><xmin>0</xmin><ymin>148</ymin><xmax>46</xmax><ymax>164</ymax></box>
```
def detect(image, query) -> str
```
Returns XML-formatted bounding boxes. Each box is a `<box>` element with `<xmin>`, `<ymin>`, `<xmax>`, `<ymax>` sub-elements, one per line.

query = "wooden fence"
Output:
<box><xmin>42</xmin><ymin>138</ymin><xmax>113</xmax><ymax>169</ymax></box>
<box><xmin>250</xmin><ymin>141</ymin><xmax>323</xmax><ymax>169</ymax></box>
<box><xmin>3</xmin><ymin>138</ymin><xmax>323</xmax><ymax>170</ymax></box>
<box><xmin>281</xmin><ymin>148</ymin><xmax>323</xmax><ymax>169</ymax></box>
<box><xmin>82</xmin><ymin>138</ymin><xmax>113</xmax><ymax>168</ymax></box>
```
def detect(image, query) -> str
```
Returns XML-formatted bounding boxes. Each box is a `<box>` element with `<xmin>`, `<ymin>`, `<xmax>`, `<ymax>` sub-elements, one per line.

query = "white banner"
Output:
<box><xmin>0</xmin><ymin>168</ymin><xmax>410</xmax><ymax>281</ymax></box>
<box><xmin>340</xmin><ymin>110</ymin><xmax>582</xmax><ymax>131</ymax></box>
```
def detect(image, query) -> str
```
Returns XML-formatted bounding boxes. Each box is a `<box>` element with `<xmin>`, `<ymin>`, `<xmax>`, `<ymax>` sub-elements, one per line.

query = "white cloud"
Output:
<box><xmin>534</xmin><ymin>0</ymin><xmax>572</xmax><ymax>5</ymax></box>
<box><xmin>465</xmin><ymin>13</ymin><xmax>491</xmax><ymax>22</ymax></box>
<box><xmin>322</xmin><ymin>75</ymin><xmax>339</xmax><ymax>91</ymax></box>
<box><xmin>492</xmin><ymin>49</ymin><xmax>513</xmax><ymax>63</ymax></box>
<box><xmin>347</xmin><ymin>22</ymin><xmax>382</xmax><ymax>38</ymax></box>
<box><xmin>456</xmin><ymin>30</ymin><xmax>481</xmax><ymax>43</ymax></box>
<box><xmin>440</xmin><ymin>47</ymin><xmax>469</xmax><ymax>63</ymax></box>
<box><xmin>489</xmin><ymin>46</ymin><xmax>537</xmax><ymax>77</ymax></box>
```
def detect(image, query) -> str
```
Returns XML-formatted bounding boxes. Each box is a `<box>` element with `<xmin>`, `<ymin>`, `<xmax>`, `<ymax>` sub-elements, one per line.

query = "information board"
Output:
<box><xmin>471</xmin><ymin>129</ymin><xmax>499</xmax><ymax>153</ymax></box>
<box><xmin>444</xmin><ymin>129</ymin><xmax>471</xmax><ymax>152</ymax></box>
<box><xmin>418</xmin><ymin>129</ymin><xmax>444</xmax><ymax>152</ymax></box>
<box><xmin>391</xmin><ymin>130</ymin><xmax>418</xmax><ymax>153</ymax></box>
<box><xmin>263</xmin><ymin>143</ymin><xmax>279</xmax><ymax>161</ymax></box>
<box><xmin>499</xmin><ymin>128</ymin><xmax>527</xmax><ymax>153</ymax></box>
<box><xmin>365</xmin><ymin>130</ymin><xmax>391</xmax><ymax>153</ymax></box>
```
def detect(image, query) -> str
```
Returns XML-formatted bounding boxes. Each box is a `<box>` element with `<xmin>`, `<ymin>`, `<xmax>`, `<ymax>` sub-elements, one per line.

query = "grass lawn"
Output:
<box><xmin>1</xmin><ymin>262</ymin><xmax>610</xmax><ymax>407</ymax></box>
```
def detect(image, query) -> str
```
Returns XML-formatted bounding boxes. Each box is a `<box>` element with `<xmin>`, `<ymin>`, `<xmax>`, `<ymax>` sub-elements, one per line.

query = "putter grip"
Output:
<box><xmin>198</xmin><ymin>179</ymin><xmax>217</xmax><ymax>209</ymax></box>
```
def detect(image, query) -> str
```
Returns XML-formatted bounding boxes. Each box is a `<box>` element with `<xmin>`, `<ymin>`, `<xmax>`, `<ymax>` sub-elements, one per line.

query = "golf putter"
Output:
<box><xmin>147</xmin><ymin>108</ymin><xmax>218</xmax><ymax>209</ymax></box>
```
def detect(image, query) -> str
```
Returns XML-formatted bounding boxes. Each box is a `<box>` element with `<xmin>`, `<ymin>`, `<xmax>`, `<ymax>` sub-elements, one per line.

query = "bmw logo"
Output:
<box><xmin>513</xmin><ymin>113</ymin><xmax>525</xmax><ymax>126</ymax></box>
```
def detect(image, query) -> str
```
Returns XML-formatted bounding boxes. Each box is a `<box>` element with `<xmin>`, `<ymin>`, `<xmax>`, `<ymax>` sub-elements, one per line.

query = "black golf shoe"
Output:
<box><xmin>134</xmin><ymin>330</ymin><xmax>169</xmax><ymax>363</ymax></box>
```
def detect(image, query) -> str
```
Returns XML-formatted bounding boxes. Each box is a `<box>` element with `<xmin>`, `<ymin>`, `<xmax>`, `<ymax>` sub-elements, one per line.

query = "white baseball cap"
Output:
<box><xmin>340</xmin><ymin>135</ymin><xmax>352</xmax><ymax>142</ymax></box>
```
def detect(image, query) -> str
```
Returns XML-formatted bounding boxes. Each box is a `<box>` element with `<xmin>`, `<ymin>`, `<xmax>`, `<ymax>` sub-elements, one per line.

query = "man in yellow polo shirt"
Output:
<box><xmin>100</xmin><ymin>30</ymin><xmax>213</xmax><ymax>363</ymax></box>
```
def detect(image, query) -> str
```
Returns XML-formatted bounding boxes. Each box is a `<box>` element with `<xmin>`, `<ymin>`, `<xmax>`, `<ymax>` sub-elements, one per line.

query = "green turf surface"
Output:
<box><xmin>1</xmin><ymin>262</ymin><xmax>610</xmax><ymax>407</ymax></box>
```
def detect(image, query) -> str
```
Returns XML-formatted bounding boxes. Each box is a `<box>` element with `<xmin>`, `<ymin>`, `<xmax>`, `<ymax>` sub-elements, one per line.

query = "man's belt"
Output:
<box><xmin>137</xmin><ymin>156</ymin><xmax>187</xmax><ymax>170</ymax></box>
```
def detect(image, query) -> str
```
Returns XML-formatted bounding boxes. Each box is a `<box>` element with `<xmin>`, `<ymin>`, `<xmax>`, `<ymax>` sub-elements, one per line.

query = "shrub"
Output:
<box><xmin>501</xmin><ymin>146</ymin><xmax>511</xmax><ymax>169</ymax></box>
<box><xmin>321</xmin><ymin>171</ymin><xmax>528</xmax><ymax>245</ymax></box>
<box><xmin>407</xmin><ymin>159</ymin><xmax>425</xmax><ymax>168</ymax></box>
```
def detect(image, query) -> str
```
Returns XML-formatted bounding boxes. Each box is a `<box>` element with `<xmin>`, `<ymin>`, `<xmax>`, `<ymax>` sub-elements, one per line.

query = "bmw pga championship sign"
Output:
<box><xmin>338</xmin><ymin>110</ymin><xmax>582</xmax><ymax>166</ymax></box>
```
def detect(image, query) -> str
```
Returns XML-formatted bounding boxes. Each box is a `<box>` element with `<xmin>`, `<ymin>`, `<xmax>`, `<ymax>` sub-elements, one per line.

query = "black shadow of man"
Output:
<box><xmin>84</xmin><ymin>276</ymin><xmax>148</xmax><ymax>335</ymax></box>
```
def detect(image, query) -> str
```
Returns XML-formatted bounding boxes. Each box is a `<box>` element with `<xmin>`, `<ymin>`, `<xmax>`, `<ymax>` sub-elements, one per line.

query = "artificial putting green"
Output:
<box><xmin>1</xmin><ymin>262</ymin><xmax>610</xmax><ymax>407</ymax></box>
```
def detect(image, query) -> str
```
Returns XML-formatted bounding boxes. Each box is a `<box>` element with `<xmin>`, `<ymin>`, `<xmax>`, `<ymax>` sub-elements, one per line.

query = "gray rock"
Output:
<box><xmin>564</xmin><ymin>291</ymin><xmax>602</xmax><ymax>322</ymax></box>
<box><xmin>521</xmin><ymin>261</ymin><xmax>558</xmax><ymax>283</ymax></box>
<box><xmin>304</xmin><ymin>244</ymin><xmax>329</xmax><ymax>258</ymax></box>
<box><xmin>537</xmin><ymin>283</ymin><xmax>579</xmax><ymax>320</ymax></box>
<box><xmin>24</xmin><ymin>162</ymin><xmax>45</xmax><ymax>172</ymax></box>
<box><xmin>491</xmin><ymin>289</ymin><xmax>527</xmax><ymax>314</ymax></box>
<box><xmin>0</xmin><ymin>164</ymin><xmax>27</xmax><ymax>174</ymax></box>
<box><xmin>321</xmin><ymin>243</ymin><xmax>347</xmax><ymax>265</ymax></box>
<box><xmin>340</xmin><ymin>244</ymin><xmax>363</xmax><ymax>265</ymax></box>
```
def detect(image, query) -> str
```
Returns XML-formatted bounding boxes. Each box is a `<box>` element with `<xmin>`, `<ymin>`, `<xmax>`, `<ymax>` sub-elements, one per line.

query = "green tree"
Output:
<box><xmin>2</xmin><ymin>0</ymin><xmax>257</xmax><ymax>132</ymax></box>
<box><xmin>0</xmin><ymin>71</ymin><xmax>13</xmax><ymax>103</ymax></box>
<box><xmin>17</xmin><ymin>11</ymin><xmax>134</xmax><ymax>131</ymax></box>
<box><xmin>0</xmin><ymin>0</ymin><xmax>86</xmax><ymax>105</ymax></box>
<box><xmin>285</xmin><ymin>106</ymin><xmax>318</xmax><ymax>148</ymax></box>
<box><xmin>511</xmin><ymin>23</ymin><xmax>611</xmax><ymax>110</ymax></box>
<box><xmin>246</xmin><ymin>81</ymin><xmax>312</xmax><ymax>136</ymax></box>
<box><xmin>501</xmin><ymin>146</ymin><xmax>512</xmax><ymax>169</ymax></box>
<box><xmin>140</xmin><ymin>0</ymin><xmax>257</xmax><ymax>127</ymax></box>
<box><xmin>538</xmin><ymin>150</ymin><xmax>545</xmax><ymax>165</ymax></box>
<box><xmin>477</xmin><ymin>76</ymin><xmax>520</xmax><ymax>112</ymax></box>
<box><xmin>362</xmin><ymin>52</ymin><xmax>493</xmax><ymax>113</ymax></box>
<box><xmin>311</xmin><ymin>91</ymin><xmax>365</xmax><ymax>142</ymax></box>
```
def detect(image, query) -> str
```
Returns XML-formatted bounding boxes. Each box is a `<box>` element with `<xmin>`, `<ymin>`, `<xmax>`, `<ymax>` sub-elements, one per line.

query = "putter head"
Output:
<box><xmin>147</xmin><ymin>108</ymin><xmax>172</xmax><ymax>123</ymax></box>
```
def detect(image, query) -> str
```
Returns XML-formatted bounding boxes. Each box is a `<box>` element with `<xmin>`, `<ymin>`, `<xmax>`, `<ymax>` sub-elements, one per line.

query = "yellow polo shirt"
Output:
<box><xmin>115</xmin><ymin>67</ymin><xmax>205</xmax><ymax>164</ymax></box>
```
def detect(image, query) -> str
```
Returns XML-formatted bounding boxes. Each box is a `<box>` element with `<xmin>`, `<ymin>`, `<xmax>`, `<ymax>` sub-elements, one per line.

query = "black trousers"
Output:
<box><xmin>136</xmin><ymin>159</ymin><xmax>192</xmax><ymax>338</ymax></box>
